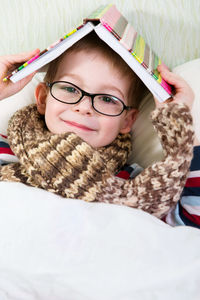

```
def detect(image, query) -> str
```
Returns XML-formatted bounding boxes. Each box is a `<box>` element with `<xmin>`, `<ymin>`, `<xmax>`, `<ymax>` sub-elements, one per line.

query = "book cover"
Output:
<box><xmin>4</xmin><ymin>4</ymin><xmax>172</xmax><ymax>102</ymax></box>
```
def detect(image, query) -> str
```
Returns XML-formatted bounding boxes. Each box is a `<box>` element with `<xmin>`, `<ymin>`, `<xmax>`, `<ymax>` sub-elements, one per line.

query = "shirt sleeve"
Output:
<box><xmin>166</xmin><ymin>145</ymin><xmax>200</xmax><ymax>228</ymax></box>
<box><xmin>0</xmin><ymin>134</ymin><xmax>19</xmax><ymax>165</ymax></box>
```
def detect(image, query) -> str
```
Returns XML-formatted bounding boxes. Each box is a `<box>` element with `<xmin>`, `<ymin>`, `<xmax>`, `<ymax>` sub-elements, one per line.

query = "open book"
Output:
<box><xmin>4</xmin><ymin>4</ymin><xmax>172</xmax><ymax>102</ymax></box>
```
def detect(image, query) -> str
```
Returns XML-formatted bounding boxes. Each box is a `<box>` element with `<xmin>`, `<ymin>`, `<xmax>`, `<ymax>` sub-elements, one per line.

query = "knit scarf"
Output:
<box><xmin>0</xmin><ymin>102</ymin><xmax>194</xmax><ymax>219</ymax></box>
<box><xmin>0</xmin><ymin>104</ymin><xmax>131</xmax><ymax>202</ymax></box>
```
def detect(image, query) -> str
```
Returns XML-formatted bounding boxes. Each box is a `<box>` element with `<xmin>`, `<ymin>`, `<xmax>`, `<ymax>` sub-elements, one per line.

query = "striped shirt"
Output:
<box><xmin>165</xmin><ymin>146</ymin><xmax>200</xmax><ymax>228</ymax></box>
<box><xmin>0</xmin><ymin>134</ymin><xmax>18</xmax><ymax>164</ymax></box>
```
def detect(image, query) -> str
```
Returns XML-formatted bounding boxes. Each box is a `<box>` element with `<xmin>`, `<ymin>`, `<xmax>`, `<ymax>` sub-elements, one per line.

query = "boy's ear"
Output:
<box><xmin>120</xmin><ymin>109</ymin><xmax>138</xmax><ymax>134</ymax></box>
<box><xmin>35</xmin><ymin>82</ymin><xmax>48</xmax><ymax>115</ymax></box>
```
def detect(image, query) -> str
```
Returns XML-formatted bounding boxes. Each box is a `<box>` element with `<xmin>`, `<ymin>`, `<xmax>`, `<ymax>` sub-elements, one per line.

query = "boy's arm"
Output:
<box><xmin>156</xmin><ymin>64</ymin><xmax>200</xmax><ymax>147</ymax></box>
<box><xmin>97</xmin><ymin>102</ymin><xmax>194</xmax><ymax>219</ymax></box>
<box><xmin>0</xmin><ymin>49</ymin><xmax>40</xmax><ymax>101</ymax></box>
<box><xmin>96</xmin><ymin>68</ymin><xmax>195</xmax><ymax>219</ymax></box>
<box><xmin>158</xmin><ymin>65</ymin><xmax>200</xmax><ymax>226</ymax></box>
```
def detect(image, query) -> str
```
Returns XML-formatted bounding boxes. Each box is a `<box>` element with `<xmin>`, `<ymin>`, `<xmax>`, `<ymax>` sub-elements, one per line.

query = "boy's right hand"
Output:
<box><xmin>0</xmin><ymin>49</ymin><xmax>40</xmax><ymax>101</ymax></box>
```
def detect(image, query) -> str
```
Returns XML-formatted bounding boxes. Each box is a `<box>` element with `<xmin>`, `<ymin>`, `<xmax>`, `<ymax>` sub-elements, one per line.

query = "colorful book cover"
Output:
<box><xmin>4</xmin><ymin>4</ymin><xmax>172</xmax><ymax>97</ymax></box>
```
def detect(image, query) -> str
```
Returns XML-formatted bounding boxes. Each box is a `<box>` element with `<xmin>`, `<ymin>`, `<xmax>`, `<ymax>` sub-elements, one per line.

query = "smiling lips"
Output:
<box><xmin>64</xmin><ymin>120</ymin><xmax>96</xmax><ymax>131</ymax></box>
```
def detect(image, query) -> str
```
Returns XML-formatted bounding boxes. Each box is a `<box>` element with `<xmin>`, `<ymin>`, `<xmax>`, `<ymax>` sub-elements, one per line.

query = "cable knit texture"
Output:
<box><xmin>0</xmin><ymin>102</ymin><xmax>194</xmax><ymax>218</ymax></box>
<box><xmin>0</xmin><ymin>104</ymin><xmax>131</xmax><ymax>202</ymax></box>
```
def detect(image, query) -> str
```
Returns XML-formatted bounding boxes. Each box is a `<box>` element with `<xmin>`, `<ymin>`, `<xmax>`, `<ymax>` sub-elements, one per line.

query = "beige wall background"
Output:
<box><xmin>0</xmin><ymin>0</ymin><xmax>199</xmax><ymax>69</ymax></box>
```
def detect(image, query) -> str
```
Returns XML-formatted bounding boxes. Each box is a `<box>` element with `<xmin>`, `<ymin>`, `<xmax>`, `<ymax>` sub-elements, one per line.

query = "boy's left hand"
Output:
<box><xmin>154</xmin><ymin>64</ymin><xmax>194</xmax><ymax>111</ymax></box>
<box><xmin>155</xmin><ymin>64</ymin><xmax>200</xmax><ymax>146</ymax></box>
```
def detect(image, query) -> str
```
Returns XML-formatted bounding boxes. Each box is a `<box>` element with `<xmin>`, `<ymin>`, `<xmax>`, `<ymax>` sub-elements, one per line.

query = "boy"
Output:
<box><xmin>0</xmin><ymin>32</ymin><xmax>197</xmax><ymax>221</ymax></box>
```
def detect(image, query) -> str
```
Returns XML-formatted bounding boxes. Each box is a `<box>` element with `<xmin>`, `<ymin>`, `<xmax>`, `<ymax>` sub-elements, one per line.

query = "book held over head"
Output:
<box><xmin>4</xmin><ymin>4</ymin><xmax>172</xmax><ymax>102</ymax></box>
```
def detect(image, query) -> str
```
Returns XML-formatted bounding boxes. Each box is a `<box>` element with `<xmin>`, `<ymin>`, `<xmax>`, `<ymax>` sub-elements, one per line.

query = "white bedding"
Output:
<box><xmin>0</xmin><ymin>182</ymin><xmax>200</xmax><ymax>300</ymax></box>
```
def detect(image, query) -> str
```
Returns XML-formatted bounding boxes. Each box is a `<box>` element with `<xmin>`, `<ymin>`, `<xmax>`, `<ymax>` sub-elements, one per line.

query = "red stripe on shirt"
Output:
<box><xmin>181</xmin><ymin>205</ymin><xmax>200</xmax><ymax>226</ymax></box>
<box><xmin>185</xmin><ymin>177</ymin><xmax>200</xmax><ymax>187</ymax></box>
<box><xmin>116</xmin><ymin>170</ymin><xmax>130</xmax><ymax>180</ymax></box>
<box><xmin>0</xmin><ymin>147</ymin><xmax>14</xmax><ymax>155</ymax></box>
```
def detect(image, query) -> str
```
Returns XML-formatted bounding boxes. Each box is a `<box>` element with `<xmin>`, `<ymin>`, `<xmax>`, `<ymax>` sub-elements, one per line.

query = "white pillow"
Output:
<box><xmin>0</xmin><ymin>59</ymin><xmax>199</xmax><ymax>168</ymax></box>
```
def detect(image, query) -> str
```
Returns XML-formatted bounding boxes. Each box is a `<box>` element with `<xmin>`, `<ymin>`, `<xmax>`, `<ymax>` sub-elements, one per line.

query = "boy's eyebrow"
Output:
<box><xmin>59</xmin><ymin>73</ymin><xmax>82</xmax><ymax>82</ymax></box>
<box><xmin>59</xmin><ymin>73</ymin><xmax>125</xmax><ymax>99</ymax></box>
<box><xmin>99</xmin><ymin>84</ymin><xmax>125</xmax><ymax>100</ymax></box>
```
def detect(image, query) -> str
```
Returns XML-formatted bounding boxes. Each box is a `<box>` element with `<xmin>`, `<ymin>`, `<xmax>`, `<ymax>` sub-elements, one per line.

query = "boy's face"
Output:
<box><xmin>35</xmin><ymin>50</ymin><xmax>137</xmax><ymax>147</ymax></box>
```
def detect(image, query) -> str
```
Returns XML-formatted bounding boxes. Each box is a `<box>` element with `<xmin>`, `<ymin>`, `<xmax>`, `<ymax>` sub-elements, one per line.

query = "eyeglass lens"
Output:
<box><xmin>51</xmin><ymin>82</ymin><xmax>124</xmax><ymax>116</ymax></box>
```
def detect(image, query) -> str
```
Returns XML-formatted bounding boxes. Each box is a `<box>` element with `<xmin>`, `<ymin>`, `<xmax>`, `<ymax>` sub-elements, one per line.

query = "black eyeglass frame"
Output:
<box><xmin>46</xmin><ymin>81</ymin><xmax>132</xmax><ymax>117</ymax></box>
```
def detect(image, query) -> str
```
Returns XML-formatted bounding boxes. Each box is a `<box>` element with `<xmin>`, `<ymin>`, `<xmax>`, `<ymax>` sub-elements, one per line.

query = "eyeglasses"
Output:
<box><xmin>46</xmin><ymin>81</ymin><xmax>132</xmax><ymax>117</ymax></box>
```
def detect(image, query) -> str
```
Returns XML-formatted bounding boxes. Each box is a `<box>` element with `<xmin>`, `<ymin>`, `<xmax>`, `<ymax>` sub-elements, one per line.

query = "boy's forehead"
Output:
<box><xmin>58</xmin><ymin>49</ymin><xmax>105</xmax><ymax>66</ymax></box>
<box><xmin>56</xmin><ymin>49</ymin><xmax>128</xmax><ymax>79</ymax></box>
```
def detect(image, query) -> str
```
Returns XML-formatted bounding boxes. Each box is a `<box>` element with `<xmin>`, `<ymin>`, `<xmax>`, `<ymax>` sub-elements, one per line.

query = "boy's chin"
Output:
<box><xmin>48</xmin><ymin>125</ymin><xmax>110</xmax><ymax>148</ymax></box>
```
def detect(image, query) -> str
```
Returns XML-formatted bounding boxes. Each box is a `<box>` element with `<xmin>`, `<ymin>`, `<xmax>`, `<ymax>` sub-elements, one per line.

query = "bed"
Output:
<box><xmin>0</xmin><ymin>1</ymin><xmax>200</xmax><ymax>299</ymax></box>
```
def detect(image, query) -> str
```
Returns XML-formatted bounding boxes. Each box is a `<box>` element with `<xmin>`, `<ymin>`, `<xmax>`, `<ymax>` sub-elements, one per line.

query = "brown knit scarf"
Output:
<box><xmin>0</xmin><ymin>104</ymin><xmax>131</xmax><ymax>201</ymax></box>
<box><xmin>0</xmin><ymin>102</ymin><xmax>194</xmax><ymax>219</ymax></box>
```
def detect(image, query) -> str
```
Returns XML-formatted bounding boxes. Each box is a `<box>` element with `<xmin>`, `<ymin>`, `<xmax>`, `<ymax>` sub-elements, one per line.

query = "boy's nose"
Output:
<box><xmin>72</xmin><ymin>96</ymin><xmax>93</xmax><ymax>115</ymax></box>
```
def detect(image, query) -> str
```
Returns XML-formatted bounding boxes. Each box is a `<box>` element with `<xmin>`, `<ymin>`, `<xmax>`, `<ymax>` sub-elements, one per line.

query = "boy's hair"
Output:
<box><xmin>44</xmin><ymin>32</ymin><xmax>148</xmax><ymax>109</ymax></box>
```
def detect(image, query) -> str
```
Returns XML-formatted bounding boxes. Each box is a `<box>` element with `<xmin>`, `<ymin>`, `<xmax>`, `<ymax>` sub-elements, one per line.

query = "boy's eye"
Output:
<box><xmin>100</xmin><ymin>96</ymin><xmax>117</xmax><ymax>104</ymax></box>
<box><xmin>61</xmin><ymin>86</ymin><xmax>78</xmax><ymax>94</ymax></box>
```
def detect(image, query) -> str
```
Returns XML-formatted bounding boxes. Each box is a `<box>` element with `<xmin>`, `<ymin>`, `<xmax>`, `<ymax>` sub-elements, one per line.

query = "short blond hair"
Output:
<box><xmin>44</xmin><ymin>32</ymin><xmax>148</xmax><ymax>109</ymax></box>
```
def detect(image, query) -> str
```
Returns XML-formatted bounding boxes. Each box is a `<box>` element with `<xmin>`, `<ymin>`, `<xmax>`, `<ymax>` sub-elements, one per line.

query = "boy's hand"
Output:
<box><xmin>155</xmin><ymin>64</ymin><xmax>199</xmax><ymax>146</ymax></box>
<box><xmin>0</xmin><ymin>49</ymin><xmax>40</xmax><ymax>100</ymax></box>
<box><xmin>154</xmin><ymin>64</ymin><xmax>194</xmax><ymax>110</ymax></box>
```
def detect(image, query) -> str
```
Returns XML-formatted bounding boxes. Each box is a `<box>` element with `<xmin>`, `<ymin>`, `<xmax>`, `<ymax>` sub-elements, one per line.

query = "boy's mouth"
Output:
<box><xmin>63</xmin><ymin>120</ymin><xmax>96</xmax><ymax>131</ymax></box>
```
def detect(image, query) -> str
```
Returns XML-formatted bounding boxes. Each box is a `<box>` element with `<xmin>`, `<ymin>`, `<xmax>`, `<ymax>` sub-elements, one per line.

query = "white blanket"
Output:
<box><xmin>0</xmin><ymin>182</ymin><xmax>200</xmax><ymax>300</ymax></box>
